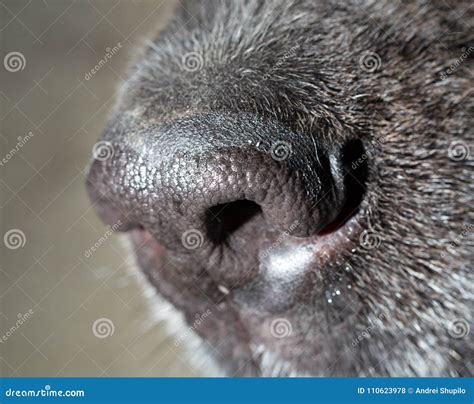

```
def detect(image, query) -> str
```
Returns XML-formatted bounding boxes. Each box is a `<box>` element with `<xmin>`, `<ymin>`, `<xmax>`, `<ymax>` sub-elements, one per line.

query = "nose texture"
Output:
<box><xmin>87</xmin><ymin>113</ymin><xmax>346</xmax><ymax>287</ymax></box>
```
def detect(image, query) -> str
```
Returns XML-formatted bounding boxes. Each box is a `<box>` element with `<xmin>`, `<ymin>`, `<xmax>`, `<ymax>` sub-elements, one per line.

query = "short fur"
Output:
<box><xmin>89</xmin><ymin>0</ymin><xmax>473</xmax><ymax>376</ymax></box>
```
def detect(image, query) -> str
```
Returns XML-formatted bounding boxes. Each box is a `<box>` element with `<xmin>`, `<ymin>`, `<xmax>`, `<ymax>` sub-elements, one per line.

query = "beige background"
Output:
<box><xmin>0</xmin><ymin>0</ymin><xmax>206</xmax><ymax>376</ymax></box>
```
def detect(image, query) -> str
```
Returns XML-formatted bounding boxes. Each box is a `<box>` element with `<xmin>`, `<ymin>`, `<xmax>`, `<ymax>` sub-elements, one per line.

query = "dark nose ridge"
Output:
<box><xmin>87</xmin><ymin>113</ymin><xmax>345</xmax><ymax>287</ymax></box>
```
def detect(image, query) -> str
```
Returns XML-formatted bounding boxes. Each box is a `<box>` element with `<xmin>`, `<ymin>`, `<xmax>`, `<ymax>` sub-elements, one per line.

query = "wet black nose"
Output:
<box><xmin>87</xmin><ymin>113</ymin><xmax>346</xmax><ymax>286</ymax></box>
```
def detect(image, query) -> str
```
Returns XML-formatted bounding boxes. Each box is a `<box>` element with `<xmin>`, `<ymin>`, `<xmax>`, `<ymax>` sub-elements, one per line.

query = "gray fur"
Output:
<box><xmin>88</xmin><ymin>0</ymin><xmax>473</xmax><ymax>376</ymax></box>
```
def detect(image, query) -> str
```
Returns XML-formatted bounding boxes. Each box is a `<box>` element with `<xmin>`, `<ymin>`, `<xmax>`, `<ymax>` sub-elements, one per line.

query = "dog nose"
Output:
<box><xmin>87</xmin><ymin>113</ymin><xmax>346</xmax><ymax>287</ymax></box>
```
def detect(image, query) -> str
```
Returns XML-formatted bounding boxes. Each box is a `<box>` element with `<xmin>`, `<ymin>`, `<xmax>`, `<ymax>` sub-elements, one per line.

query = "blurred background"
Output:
<box><xmin>0</xmin><ymin>0</ymin><xmax>206</xmax><ymax>376</ymax></box>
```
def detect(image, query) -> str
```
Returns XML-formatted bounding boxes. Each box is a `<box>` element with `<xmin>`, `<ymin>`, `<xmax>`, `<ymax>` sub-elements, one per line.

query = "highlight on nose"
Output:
<box><xmin>86</xmin><ymin>113</ymin><xmax>348</xmax><ymax>287</ymax></box>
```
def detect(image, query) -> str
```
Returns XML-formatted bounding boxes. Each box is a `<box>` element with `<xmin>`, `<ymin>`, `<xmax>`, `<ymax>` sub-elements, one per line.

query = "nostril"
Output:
<box><xmin>206</xmin><ymin>200</ymin><xmax>262</xmax><ymax>245</ymax></box>
<box><xmin>87</xmin><ymin>112</ymin><xmax>357</xmax><ymax>287</ymax></box>
<box><xmin>318</xmin><ymin>139</ymin><xmax>368</xmax><ymax>234</ymax></box>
